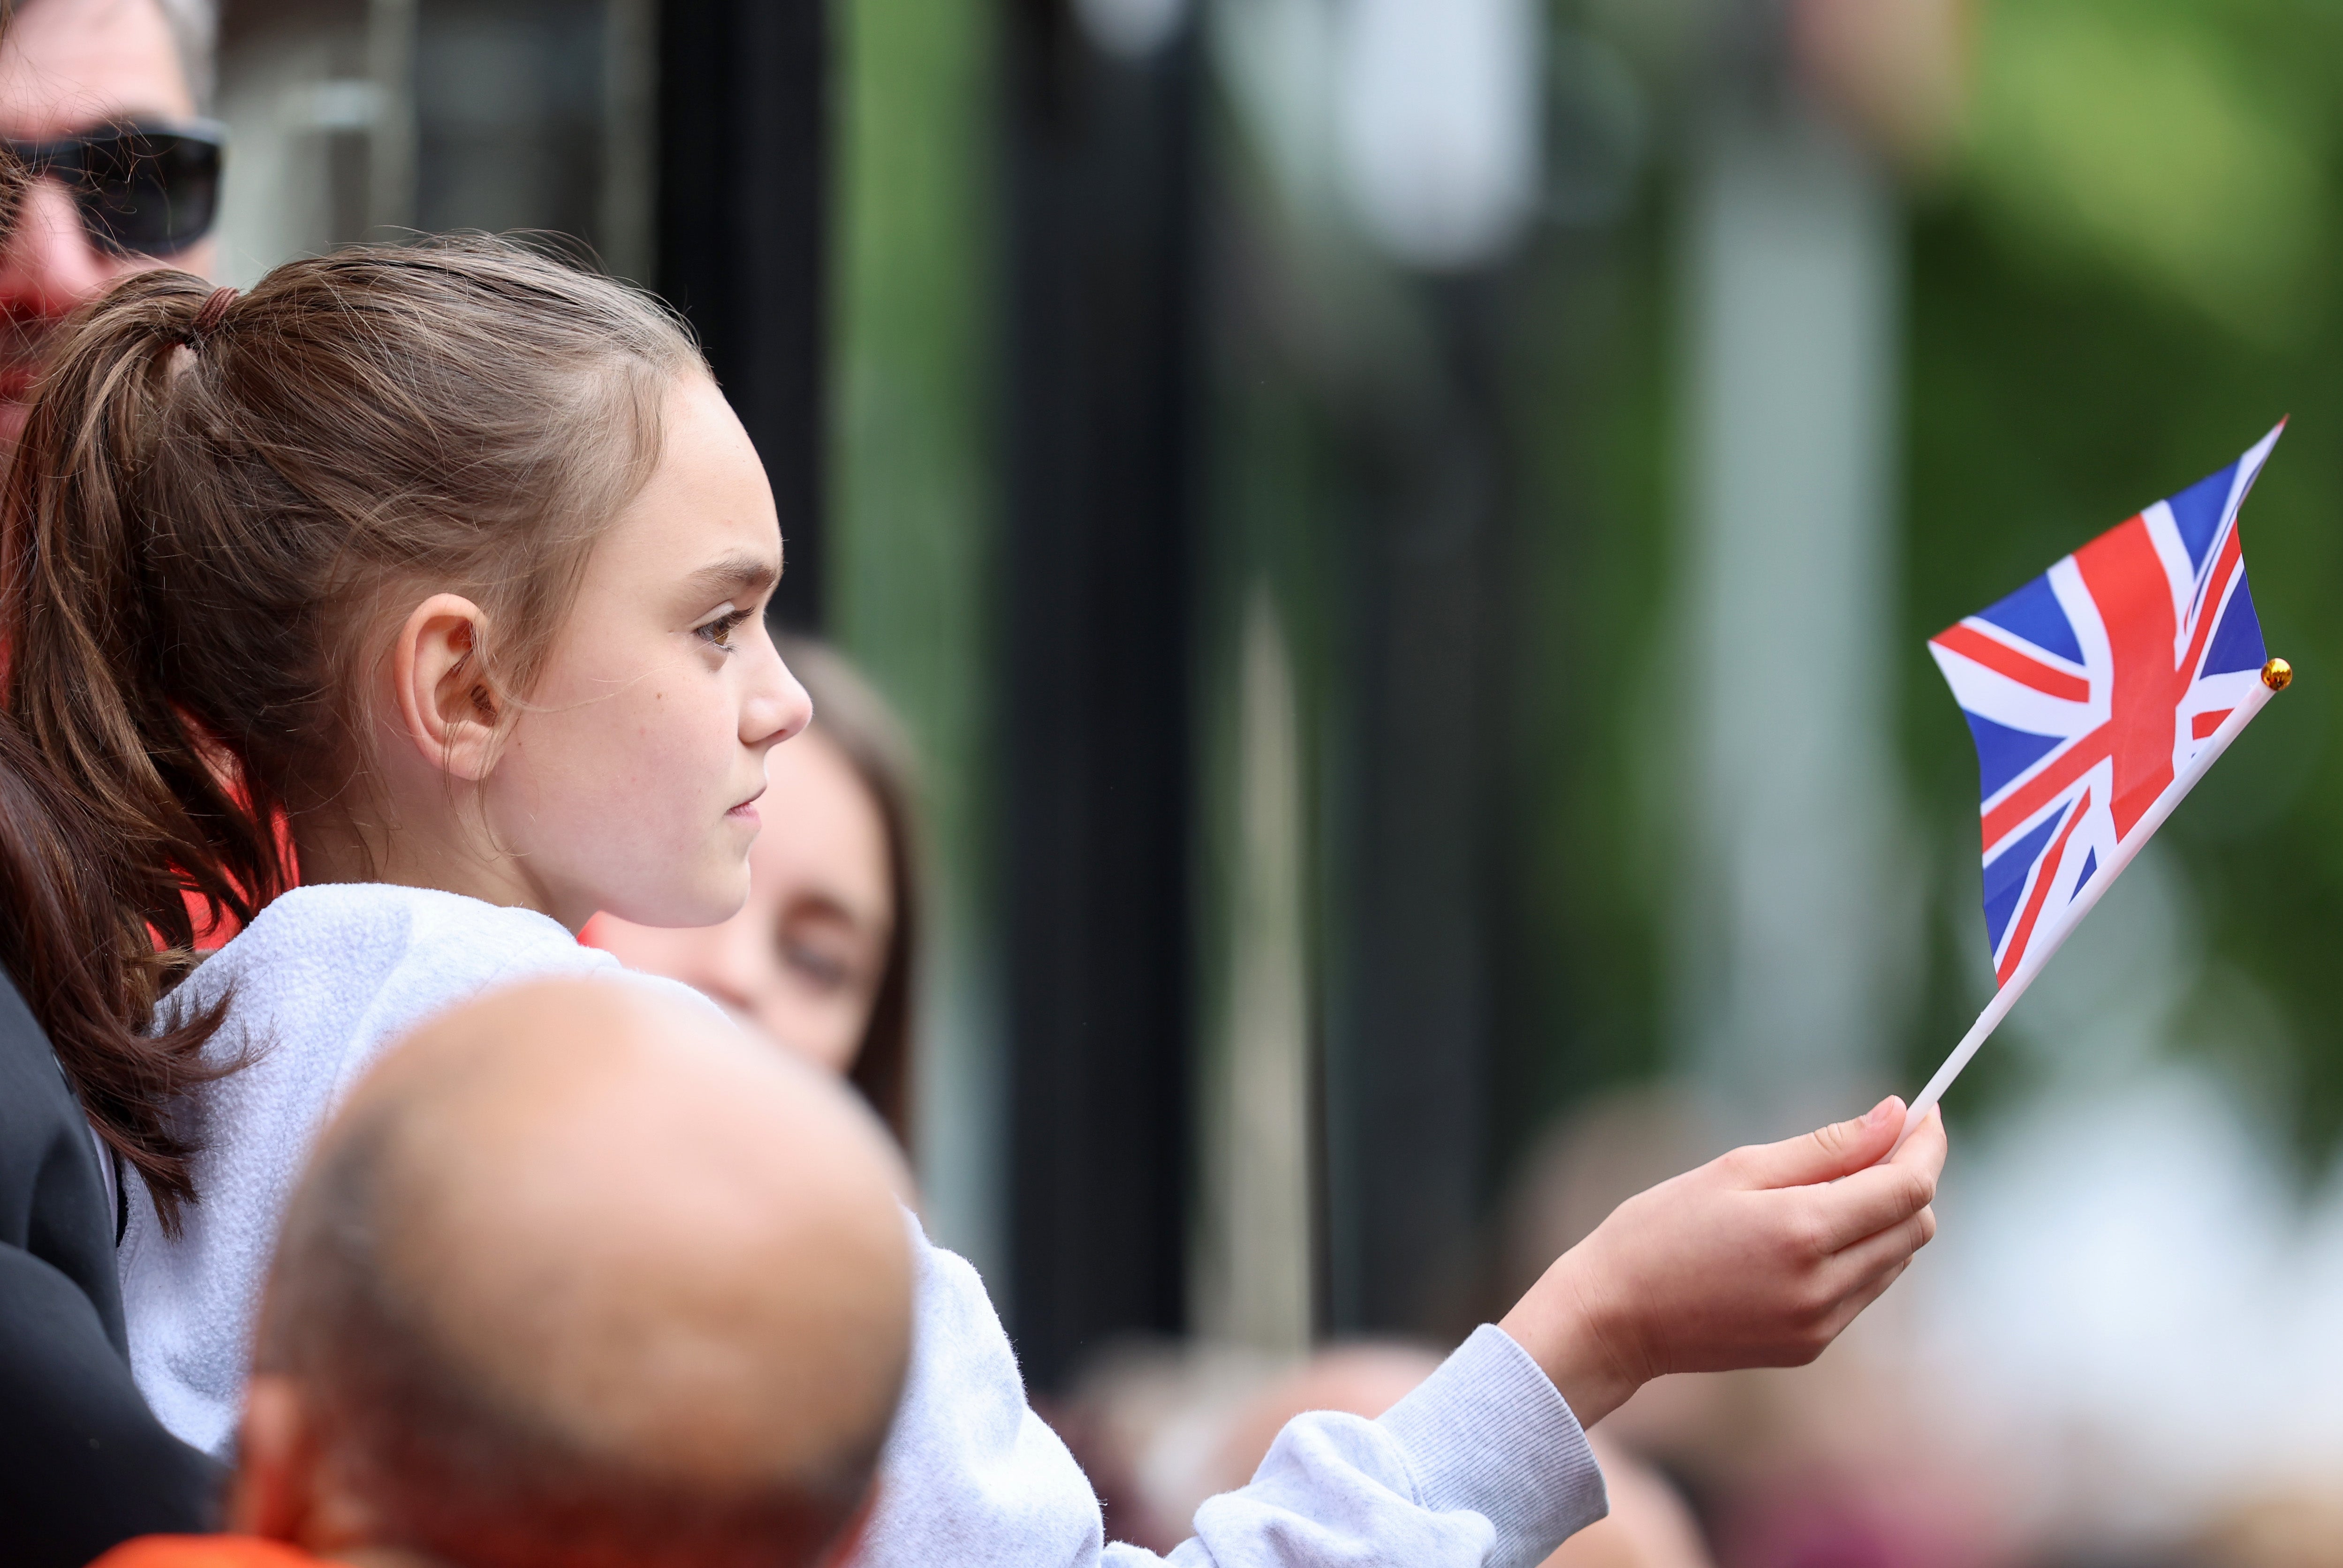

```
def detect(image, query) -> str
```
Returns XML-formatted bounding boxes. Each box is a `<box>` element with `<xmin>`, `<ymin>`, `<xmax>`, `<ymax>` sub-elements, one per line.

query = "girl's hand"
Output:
<box><xmin>1498</xmin><ymin>1096</ymin><xmax>1945</xmax><ymax>1427</ymax></box>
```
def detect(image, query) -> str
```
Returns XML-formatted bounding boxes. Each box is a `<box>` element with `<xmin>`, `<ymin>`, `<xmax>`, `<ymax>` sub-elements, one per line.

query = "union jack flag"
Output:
<box><xmin>1930</xmin><ymin>424</ymin><xmax>2282</xmax><ymax>988</ymax></box>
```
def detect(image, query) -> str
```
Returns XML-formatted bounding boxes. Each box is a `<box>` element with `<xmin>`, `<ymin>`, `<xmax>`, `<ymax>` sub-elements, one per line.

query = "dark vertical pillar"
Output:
<box><xmin>1323</xmin><ymin>282</ymin><xmax>1507</xmax><ymax>1337</ymax></box>
<box><xmin>1001</xmin><ymin>0</ymin><xmax>1201</xmax><ymax>1393</ymax></box>
<box><xmin>658</xmin><ymin>0</ymin><xmax>827</xmax><ymax>630</ymax></box>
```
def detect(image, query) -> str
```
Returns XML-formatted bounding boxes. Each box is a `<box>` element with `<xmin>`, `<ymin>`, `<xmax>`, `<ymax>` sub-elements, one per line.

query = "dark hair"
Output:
<box><xmin>0</xmin><ymin>716</ymin><xmax>227</xmax><ymax>1229</ymax></box>
<box><xmin>777</xmin><ymin>636</ymin><xmax>922</xmax><ymax>1152</ymax></box>
<box><xmin>1</xmin><ymin>238</ymin><xmax>702</xmax><ymax>1224</ymax></box>
<box><xmin>0</xmin><ymin>26</ymin><xmax>227</xmax><ymax>1230</ymax></box>
<box><xmin>262</xmin><ymin>1098</ymin><xmax>880</xmax><ymax>1568</ymax></box>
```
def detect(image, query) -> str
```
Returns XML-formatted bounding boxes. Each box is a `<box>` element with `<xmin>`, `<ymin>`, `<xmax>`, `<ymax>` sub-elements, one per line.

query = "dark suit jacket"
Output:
<box><xmin>0</xmin><ymin>968</ymin><xmax>222</xmax><ymax>1563</ymax></box>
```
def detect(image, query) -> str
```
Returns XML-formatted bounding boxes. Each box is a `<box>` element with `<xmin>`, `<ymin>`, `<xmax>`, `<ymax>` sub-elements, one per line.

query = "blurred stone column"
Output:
<box><xmin>1190</xmin><ymin>588</ymin><xmax>1314</xmax><ymax>1355</ymax></box>
<box><xmin>1675</xmin><ymin>37</ymin><xmax>1910</xmax><ymax>1136</ymax></box>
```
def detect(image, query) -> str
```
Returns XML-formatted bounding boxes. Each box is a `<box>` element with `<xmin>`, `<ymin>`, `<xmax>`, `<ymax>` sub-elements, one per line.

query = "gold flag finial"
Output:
<box><xmin>2263</xmin><ymin>657</ymin><xmax>2294</xmax><ymax>691</ymax></box>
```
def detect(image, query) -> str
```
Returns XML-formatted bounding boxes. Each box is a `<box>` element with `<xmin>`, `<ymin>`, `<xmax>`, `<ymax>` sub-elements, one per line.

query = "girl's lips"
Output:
<box><xmin>726</xmin><ymin>789</ymin><xmax>764</xmax><ymax>823</ymax></box>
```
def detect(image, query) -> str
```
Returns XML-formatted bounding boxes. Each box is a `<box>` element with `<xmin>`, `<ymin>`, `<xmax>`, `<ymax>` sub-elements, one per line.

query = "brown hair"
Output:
<box><xmin>0</xmin><ymin>712</ymin><xmax>228</xmax><ymax>1223</ymax></box>
<box><xmin>0</xmin><ymin>24</ymin><xmax>231</xmax><ymax>1228</ymax></box>
<box><xmin>1</xmin><ymin>237</ymin><xmax>703</xmax><ymax>1227</ymax></box>
<box><xmin>776</xmin><ymin>636</ymin><xmax>922</xmax><ymax>1151</ymax></box>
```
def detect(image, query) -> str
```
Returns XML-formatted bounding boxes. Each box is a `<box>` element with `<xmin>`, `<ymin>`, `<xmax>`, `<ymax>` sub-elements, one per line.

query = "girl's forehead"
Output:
<box><xmin>595</xmin><ymin>385</ymin><xmax>780</xmax><ymax>572</ymax></box>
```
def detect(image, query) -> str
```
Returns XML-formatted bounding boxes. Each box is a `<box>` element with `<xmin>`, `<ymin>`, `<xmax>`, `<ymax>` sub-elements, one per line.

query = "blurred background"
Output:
<box><xmin>212</xmin><ymin>0</ymin><xmax>2343</xmax><ymax>1565</ymax></box>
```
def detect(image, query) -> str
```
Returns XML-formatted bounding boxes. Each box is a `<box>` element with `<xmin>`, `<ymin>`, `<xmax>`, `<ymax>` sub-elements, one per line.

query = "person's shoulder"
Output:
<box><xmin>0</xmin><ymin>964</ymin><xmax>77</xmax><ymax>1183</ymax></box>
<box><xmin>272</xmin><ymin>886</ymin><xmax>616</xmax><ymax>1075</ymax></box>
<box><xmin>354</xmin><ymin>885</ymin><xmax>600</xmax><ymax>973</ymax></box>
<box><xmin>168</xmin><ymin>885</ymin><xmax>614</xmax><ymax>1086</ymax></box>
<box><xmin>171</xmin><ymin>883</ymin><xmax>422</xmax><ymax>1006</ymax></box>
<box><xmin>244</xmin><ymin>881</ymin><xmax>575</xmax><ymax>947</ymax></box>
<box><xmin>201</xmin><ymin>884</ymin><xmax>604</xmax><ymax>990</ymax></box>
<box><xmin>0</xmin><ymin>961</ymin><xmax>119</xmax><ymax>1309</ymax></box>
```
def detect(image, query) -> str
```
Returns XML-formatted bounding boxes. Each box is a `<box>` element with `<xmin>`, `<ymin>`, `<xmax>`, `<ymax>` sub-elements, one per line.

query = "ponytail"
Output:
<box><xmin>7</xmin><ymin>273</ymin><xmax>295</xmax><ymax>946</ymax></box>
<box><xmin>0</xmin><ymin>716</ymin><xmax>225</xmax><ymax>1230</ymax></box>
<box><xmin>0</xmin><ymin>242</ymin><xmax>700</xmax><ymax>1227</ymax></box>
<box><xmin>0</xmin><ymin>274</ymin><xmax>254</xmax><ymax>1233</ymax></box>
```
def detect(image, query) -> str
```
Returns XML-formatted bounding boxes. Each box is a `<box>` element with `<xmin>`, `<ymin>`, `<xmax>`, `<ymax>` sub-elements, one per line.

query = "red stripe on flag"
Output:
<box><xmin>1982</xmin><ymin>725</ymin><xmax>2109</xmax><ymax>850</ymax></box>
<box><xmin>1996</xmin><ymin>788</ymin><xmax>2092</xmax><ymax>987</ymax></box>
<box><xmin>2073</xmin><ymin>517</ymin><xmax>2187</xmax><ymax>839</ymax></box>
<box><xmin>1931</xmin><ymin>622</ymin><xmax>2091</xmax><ymax>702</ymax></box>
<box><xmin>2191</xmin><ymin>708</ymin><xmax>2232</xmax><ymax>739</ymax></box>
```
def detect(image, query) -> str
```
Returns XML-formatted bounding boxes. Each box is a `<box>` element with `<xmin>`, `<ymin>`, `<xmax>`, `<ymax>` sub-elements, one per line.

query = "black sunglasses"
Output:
<box><xmin>0</xmin><ymin>120</ymin><xmax>226</xmax><ymax>258</ymax></box>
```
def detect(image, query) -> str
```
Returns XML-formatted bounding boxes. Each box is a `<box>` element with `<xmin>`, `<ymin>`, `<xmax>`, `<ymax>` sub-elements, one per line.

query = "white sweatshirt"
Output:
<box><xmin>120</xmin><ymin>883</ymin><xmax>1607</xmax><ymax>1568</ymax></box>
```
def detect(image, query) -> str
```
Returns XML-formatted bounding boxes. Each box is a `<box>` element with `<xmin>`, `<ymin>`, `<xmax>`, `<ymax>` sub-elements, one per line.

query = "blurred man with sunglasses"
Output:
<box><xmin>0</xmin><ymin>0</ymin><xmax>221</xmax><ymax>445</ymax></box>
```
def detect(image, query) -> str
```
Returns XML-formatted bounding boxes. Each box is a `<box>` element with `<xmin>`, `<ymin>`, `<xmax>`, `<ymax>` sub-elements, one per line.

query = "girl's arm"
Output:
<box><xmin>870</xmin><ymin>1099</ymin><xmax>1945</xmax><ymax>1568</ymax></box>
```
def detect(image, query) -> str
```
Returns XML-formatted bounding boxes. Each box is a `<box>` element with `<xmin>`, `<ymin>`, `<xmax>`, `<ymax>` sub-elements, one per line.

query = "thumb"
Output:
<box><xmin>1726</xmin><ymin>1096</ymin><xmax>1904</xmax><ymax>1189</ymax></box>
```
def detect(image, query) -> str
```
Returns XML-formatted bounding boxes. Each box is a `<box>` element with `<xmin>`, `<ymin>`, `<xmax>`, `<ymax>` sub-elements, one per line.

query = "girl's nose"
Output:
<box><xmin>743</xmin><ymin>644</ymin><xmax>814</xmax><ymax>749</ymax></box>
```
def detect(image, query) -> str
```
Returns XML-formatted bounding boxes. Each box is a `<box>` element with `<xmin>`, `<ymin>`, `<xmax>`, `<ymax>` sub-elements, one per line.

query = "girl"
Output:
<box><xmin>8</xmin><ymin>238</ymin><xmax>1946</xmax><ymax>1568</ymax></box>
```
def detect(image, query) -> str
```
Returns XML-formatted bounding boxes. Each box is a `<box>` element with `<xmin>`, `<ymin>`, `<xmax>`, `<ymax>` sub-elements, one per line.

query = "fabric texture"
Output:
<box><xmin>119</xmin><ymin>882</ymin><xmax>1610</xmax><ymax>1568</ymax></box>
<box><xmin>0</xmin><ymin>964</ymin><xmax>223</xmax><ymax>1565</ymax></box>
<box><xmin>119</xmin><ymin>883</ymin><xmax>646</xmax><ymax>1455</ymax></box>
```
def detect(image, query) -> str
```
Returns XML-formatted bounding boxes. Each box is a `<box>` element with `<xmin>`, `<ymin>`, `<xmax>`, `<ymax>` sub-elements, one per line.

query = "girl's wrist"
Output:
<box><xmin>1497</xmin><ymin>1249</ymin><xmax>1644</xmax><ymax>1429</ymax></box>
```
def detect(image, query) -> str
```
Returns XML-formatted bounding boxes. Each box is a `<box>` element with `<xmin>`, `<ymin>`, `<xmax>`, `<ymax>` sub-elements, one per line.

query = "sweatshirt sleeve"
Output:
<box><xmin>1130</xmin><ymin>1326</ymin><xmax>1608</xmax><ymax>1568</ymax></box>
<box><xmin>864</xmin><ymin>1216</ymin><xmax>1608</xmax><ymax>1568</ymax></box>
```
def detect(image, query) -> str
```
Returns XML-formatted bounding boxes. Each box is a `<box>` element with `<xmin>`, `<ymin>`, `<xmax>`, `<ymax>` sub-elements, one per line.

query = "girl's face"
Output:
<box><xmin>584</xmin><ymin>727</ymin><xmax>896</xmax><ymax>1074</ymax></box>
<box><xmin>482</xmin><ymin>373</ymin><xmax>810</xmax><ymax>930</ymax></box>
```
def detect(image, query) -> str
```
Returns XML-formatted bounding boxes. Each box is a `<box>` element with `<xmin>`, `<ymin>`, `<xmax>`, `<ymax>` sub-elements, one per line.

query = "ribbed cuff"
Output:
<box><xmin>1377</xmin><ymin>1324</ymin><xmax>1610</xmax><ymax>1568</ymax></box>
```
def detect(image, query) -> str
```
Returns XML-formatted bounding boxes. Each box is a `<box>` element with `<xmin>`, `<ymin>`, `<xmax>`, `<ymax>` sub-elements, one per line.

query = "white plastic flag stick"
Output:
<box><xmin>1893</xmin><ymin>663</ymin><xmax>2287</xmax><ymax>1151</ymax></box>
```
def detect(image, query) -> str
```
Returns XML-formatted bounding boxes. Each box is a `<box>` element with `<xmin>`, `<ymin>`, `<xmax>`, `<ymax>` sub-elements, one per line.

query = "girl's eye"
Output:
<box><xmin>697</xmin><ymin>607</ymin><xmax>749</xmax><ymax>650</ymax></box>
<box><xmin>782</xmin><ymin>935</ymin><xmax>854</xmax><ymax>993</ymax></box>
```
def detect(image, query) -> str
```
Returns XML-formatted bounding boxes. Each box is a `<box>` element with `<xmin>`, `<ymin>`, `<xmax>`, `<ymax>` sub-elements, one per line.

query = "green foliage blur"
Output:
<box><xmin>1536</xmin><ymin>0</ymin><xmax>2343</xmax><ymax>1159</ymax></box>
<box><xmin>831</xmin><ymin>0</ymin><xmax>997</xmax><ymax>981</ymax></box>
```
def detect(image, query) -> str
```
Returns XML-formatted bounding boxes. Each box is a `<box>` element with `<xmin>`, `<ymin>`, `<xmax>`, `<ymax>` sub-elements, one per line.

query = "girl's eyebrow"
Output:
<box><xmin>683</xmin><ymin>553</ymin><xmax>779</xmax><ymax>599</ymax></box>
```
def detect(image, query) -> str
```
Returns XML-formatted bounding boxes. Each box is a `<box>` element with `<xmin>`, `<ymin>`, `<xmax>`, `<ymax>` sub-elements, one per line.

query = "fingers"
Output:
<box><xmin>1789</xmin><ymin>1213</ymin><xmax>1934</xmax><ymax>1358</ymax></box>
<box><xmin>1726</xmin><ymin>1096</ymin><xmax>1904</xmax><ymax>1190</ymax></box>
<box><xmin>1822</xmin><ymin>1202</ymin><xmax>1938</xmax><ymax>1293</ymax></box>
<box><xmin>1808</xmin><ymin>1159</ymin><xmax>1937</xmax><ymax>1252</ymax></box>
<box><xmin>1888</xmin><ymin>1105</ymin><xmax>1947</xmax><ymax>1180</ymax></box>
<box><xmin>1794</xmin><ymin>1126</ymin><xmax>1944</xmax><ymax>1357</ymax></box>
<box><xmin>1815</xmin><ymin>1255</ymin><xmax>1912</xmax><ymax>1345</ymax></box>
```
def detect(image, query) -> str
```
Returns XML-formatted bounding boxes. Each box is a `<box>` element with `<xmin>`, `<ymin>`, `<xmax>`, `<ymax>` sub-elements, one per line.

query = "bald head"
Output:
<box><xmin>238</xmin><ymin>977</ymin><xmax>914</xmax><ymax>1568</ymax></box>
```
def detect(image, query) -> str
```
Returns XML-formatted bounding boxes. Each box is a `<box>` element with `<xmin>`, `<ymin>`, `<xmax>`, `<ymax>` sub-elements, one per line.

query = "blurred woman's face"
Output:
<box><xmin>584</xmin><ymin>727</ymin><xmax>895</xmax><ymax>1074</ymax></box>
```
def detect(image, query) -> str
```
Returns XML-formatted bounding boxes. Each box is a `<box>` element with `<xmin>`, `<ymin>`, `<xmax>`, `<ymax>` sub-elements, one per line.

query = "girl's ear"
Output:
<box><xmin>394</xmin><ymin>593</ymin><xmax>506</xmax><ymax>781</ymax></box>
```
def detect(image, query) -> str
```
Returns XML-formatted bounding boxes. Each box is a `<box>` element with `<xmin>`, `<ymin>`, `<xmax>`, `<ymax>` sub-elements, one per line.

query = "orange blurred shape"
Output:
<box><xmin>86</xmin><ymin>1537</ymin><xmax>318</xmax><ymax>1568</ymax></box>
